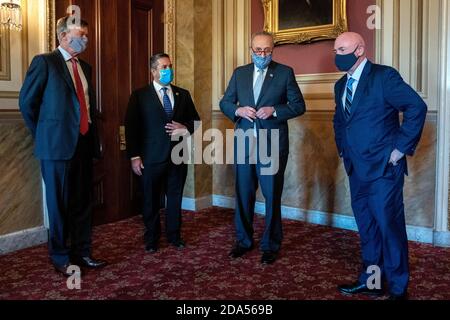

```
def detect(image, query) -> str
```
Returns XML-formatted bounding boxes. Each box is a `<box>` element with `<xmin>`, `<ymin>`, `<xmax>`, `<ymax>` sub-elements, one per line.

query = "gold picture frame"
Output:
<box><xmin>262</xmin><ymin>0</ymin><xmax>348</xmax><ymax>45</ymax></box>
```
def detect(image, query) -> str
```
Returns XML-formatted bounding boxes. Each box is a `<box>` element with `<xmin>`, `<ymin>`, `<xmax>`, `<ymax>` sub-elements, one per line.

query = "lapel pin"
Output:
<box><xmin>270</xmin><ymin>74</ymin><xmax>274</xmax><ymax>78</ymax></box>
<box><xmin>176</xmin><ymin>92</ymin><xmax>180</xmax><ymax>96</ymax></box>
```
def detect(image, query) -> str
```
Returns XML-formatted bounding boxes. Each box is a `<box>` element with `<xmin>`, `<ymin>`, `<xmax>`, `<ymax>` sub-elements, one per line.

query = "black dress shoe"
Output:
<box><xmin>229</xmin><ymin>243</ymin><xmax>253</xmax><ymax>258</ymax></box>
<box><xmin>338</xmin><ymin>282</ymin><xmax>384</xmax><ymax>296</ymax></box>
<box><xmin>72</xmin><ymin>256</ymin><xmax>107</xmax><ymax>269</ymax></box>
<box><xmin>54</xmin><ymin>264</ymin><xmax>82</xmax><ymax>277</ymax></box>
<box><xmin>261</xmin><ymin>251</ymin><xmax>278</xmax><ymax>265</ymax></box>
<box><xmin>145</xmin><ymin>244</ymin><xmax>158</xmax><ymax>253</ymax></box>
<box><xmin>170</xmin><ymin>239</ymin><xmax>186</xmax><ymax>249</ymax></box>
<box><xmin>387</xmin><ymin>293</ymin><xmax>408</xmax><ymax>300</ymax></box>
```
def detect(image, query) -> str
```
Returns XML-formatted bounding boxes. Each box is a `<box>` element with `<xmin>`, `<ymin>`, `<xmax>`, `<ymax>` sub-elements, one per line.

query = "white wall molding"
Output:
<box><xmin>0</xmin><ymin>226</ymin><xmax>47</xmax><ymax>255</ymax></box>
<box><xmin>212</xmin><ymin>0</ymin><xmax>252</xmax><ymax>110</ymax></box>
<box><xmin>435</xmin><ymin>0</ymin><xmax>450</xmax><ymax>232</ymax></box>
<box><xmin>212</xmin><ymin>194</ymin><xmax>450</xmax><ymax>247</ymax></box>
<box><xmin>182</xmin><ymin>195</ymin><xmax>213</xmax><ymax>211</ymax></box>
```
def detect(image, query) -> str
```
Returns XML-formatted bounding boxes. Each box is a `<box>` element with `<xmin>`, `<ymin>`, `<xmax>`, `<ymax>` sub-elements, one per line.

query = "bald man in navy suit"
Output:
<box><xmin>333</xmin><ymin>32</ymin><xmax>427</xmax><ymax>300</ymax></box>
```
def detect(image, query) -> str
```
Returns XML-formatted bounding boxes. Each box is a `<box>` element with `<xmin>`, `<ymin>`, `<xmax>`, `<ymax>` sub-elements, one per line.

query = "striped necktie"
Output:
<box><xmin>344</xmin><ymin>77</ymin><xmax>356</xmax><ymax>119</ymax></box>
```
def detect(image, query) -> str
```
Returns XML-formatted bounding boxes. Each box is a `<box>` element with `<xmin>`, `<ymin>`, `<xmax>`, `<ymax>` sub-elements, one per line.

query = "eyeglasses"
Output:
<box><xmin>251</xmin><ymin>48</ymin><xmax>273</xmax><ymax>55</ymax></box>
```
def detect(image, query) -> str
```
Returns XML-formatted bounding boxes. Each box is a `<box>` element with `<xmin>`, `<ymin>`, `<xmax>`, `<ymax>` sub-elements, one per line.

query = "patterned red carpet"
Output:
<box><xmin>1</xmin><ymin>207</ymin><xmax>450</xmax><ymax>300</ymax></box>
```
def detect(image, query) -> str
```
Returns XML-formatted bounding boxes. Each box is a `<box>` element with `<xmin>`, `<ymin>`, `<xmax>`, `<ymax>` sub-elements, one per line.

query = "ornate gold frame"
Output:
<box><xmin>262</xmin><ymin>0</ymin><xmax>348</xmax><ymax>45</ymax></box>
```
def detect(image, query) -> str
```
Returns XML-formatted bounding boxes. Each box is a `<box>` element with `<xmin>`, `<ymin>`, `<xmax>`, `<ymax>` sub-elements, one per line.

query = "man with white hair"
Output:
<box><xmin>20</xmin><ymin>15</ymin><xmax>107</xmax><ymax>276</ymax></box>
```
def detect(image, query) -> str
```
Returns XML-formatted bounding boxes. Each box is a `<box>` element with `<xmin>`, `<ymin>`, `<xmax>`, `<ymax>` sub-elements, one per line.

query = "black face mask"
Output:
<box><xmin>335</xmin><ymin>46</ymin><xmax>359</xmax><ymax>72</ymax></box>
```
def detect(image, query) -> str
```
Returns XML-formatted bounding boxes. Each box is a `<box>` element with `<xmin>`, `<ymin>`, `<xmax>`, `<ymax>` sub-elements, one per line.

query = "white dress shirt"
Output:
<box><xmin>58</xmin><ymin>46</ymin><xmax>91</xmax><ymax>122</ymax></box>
<box><xmin>153</xmin><ymin>81</ymin><xmax>175</xmax><ymax>110</ymax></box>
<box><xmin>342</xmin><ymin>58</ymin><xmax>368</xmax><ymax>110</ymax></box>
<box><xmin>253</xmin><ymin>65</ymin><xmax>268</xmax><ymax>87</ymax></box>
<box><xmin>235</xmin><ymin>65</ymin><xmax>277</xmax><ymax>119</ymax></box>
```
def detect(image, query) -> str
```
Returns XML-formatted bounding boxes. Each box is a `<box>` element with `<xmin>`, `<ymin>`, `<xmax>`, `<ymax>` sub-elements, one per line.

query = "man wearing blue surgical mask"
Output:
<box><xmin>125</xmin><ymin>53</ymin><xmax>200</xmax><ymax>254</ymax></box>
<box><xmin>220</xmin><ymin>31</ymin><xmax>305</xmax><ymax>265</ymax></box>
<box><xmin>19</xmin><ymin>16</ymin><xmax>107</xmax><ymax>277</ymax></box>
<box><xmin>333</xmin><ymin>32</ymin><xmax>427</xmax><ymax>300</ymax></box>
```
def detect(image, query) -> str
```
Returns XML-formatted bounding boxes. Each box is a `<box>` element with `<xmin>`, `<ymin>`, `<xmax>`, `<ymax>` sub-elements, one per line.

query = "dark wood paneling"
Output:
<box><xmin>54</xmin><ymin>0</ymin><xmax>163</xmax><ymax>225</ymax></box>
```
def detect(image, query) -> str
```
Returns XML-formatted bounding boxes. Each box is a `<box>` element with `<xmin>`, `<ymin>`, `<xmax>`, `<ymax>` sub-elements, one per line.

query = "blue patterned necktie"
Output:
<box><xmin>161</xmin><ymin>87</ymin><xmax>173</xmax><ymax>119</ymax></box>
<box><xmin>344</xmin><ymin>77</ymin><xmax>356</xmax><ymax>118</ymax></box>
<box><xmin>253</xmin><ymin>68</ymin><xmax>265</xmax><ymax>104</ymax></box>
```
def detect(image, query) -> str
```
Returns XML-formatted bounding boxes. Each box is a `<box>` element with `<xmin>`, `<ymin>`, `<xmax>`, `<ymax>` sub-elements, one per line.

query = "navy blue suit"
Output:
<box><xmin>333</xmin><ymin>60</ymin><xmax>427</xmax><ymax>295</ymax></box>
<box><xmin>220</xmin><ymin>61</ymin><xmax>305</xmax><ymax>252</ymax></box>
<box><xmin>19</xmin><ymin>50</ymin><xmax>100</xmax><ymax>267</ymax></box>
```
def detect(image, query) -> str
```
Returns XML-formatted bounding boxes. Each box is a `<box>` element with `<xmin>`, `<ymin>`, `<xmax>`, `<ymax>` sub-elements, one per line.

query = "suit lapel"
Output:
<box><xmin>148</xmin><ymin>84</ymin><xmax>167</xmax><ymax>115</ymax></box>
<box><xmin>256</xmin><ymin>62</ymin><xmax>275</xmax><ymax>106</ymax></box>
<box><xmin>172</xmin><ymin>85</ymin><xmax>181</xmax><ymax>116</ymax></box>
<box><xmin>336</xmin><ymin>76</ymin><xmax>347</xmax><ymax>119</ymax></box>
<box><xmin>245</xmin><ymin>64</ymin><xmax>256</xmax><ymax>106</ymax></box>
<box><xmin>52</xmin><ymin>50</ymin><xmax>77</xmax><ymax>94</ymax></box>
<box><xmin>348</xmin><ymin>61</ymin><xmax>372</xmax><ymax>122</ymax></box>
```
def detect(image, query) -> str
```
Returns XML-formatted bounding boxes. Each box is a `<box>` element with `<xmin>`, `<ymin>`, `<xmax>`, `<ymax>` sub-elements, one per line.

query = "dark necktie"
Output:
<box><xmin>344</xmin><ymin>77</ymin><xmax>356</xmax><ymax>119</ymax></box>
<box><xmin>70</xmin><ymin>59</ymin><xmax>89</xmax><ymax>135</ymax></box>
<box><xmin>161</xmin><ymin>87</ymin><xmax>173</xmax><ymax>119</ymax></box>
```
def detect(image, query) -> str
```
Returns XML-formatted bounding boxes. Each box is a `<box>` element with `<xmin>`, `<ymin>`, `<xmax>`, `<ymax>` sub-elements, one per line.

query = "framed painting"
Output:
<box><xmin>262</xmin><ymin>0</ymin><xmax>348</xmax><ymax>45</ymax></box>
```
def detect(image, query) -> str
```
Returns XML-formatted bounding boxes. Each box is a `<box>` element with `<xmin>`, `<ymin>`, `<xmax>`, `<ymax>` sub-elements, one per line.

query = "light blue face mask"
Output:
<box><xmin>252</xmin><ymin>52</ymin><xmax>272</xmax><ymax>70</ymax></box>
<box><xmin>160</xmin><ymin>68</ymin><xmax>174</xmax><ymax>86</ymax></box>
<box><xmin>69</xmin><ymin>36</ymin><xmax>88</xmax><ymax>54</ymax></box>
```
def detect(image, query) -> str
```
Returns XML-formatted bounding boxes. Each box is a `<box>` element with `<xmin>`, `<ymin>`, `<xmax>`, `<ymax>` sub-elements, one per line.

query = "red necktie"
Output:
<box><xmin>70</xmin><ymin>58</ymin><xmax>89</xmax><ymax>135</ymax></box>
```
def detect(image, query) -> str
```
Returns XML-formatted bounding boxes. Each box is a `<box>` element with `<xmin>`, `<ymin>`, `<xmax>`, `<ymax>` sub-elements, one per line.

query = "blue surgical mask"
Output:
<box><xmin>252</xmin><ymin>52</ymin><xmax>272</xmax><ymax>70</ymax></box>
<box><xmin>159</xmin><ymin>68</ymin><xmax>174</xmax><ymax>86</ymax></box>
<box><xmin>335</xmin><ymin>47</ymin><xmax>359</xmax><ymax>72</ymax></box>
<box><xmin>69</xmin><ymin>36</ymin><xmax>88</xmax><ymax>54</ymax></box>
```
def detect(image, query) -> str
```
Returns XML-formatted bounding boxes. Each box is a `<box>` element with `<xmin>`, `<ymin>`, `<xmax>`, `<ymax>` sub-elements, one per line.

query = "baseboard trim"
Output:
<box><xmin>0</xmin><ymin>226</ymin><xmax>47</xmax><ymax>255</ymax></box>
<box><xmin>182</xmin><ymin>195</ymin><xmax>212</xmax><ymax>211</ymax></box>
<box><xmin>211</xmin><ymin>194</ymin><xmax>449</xmax><ymax>247</ymax></box>
<box><xmin>433</xmin><ymin>231</ymin><xmax>450</xmax><ymax>247</ymax></box>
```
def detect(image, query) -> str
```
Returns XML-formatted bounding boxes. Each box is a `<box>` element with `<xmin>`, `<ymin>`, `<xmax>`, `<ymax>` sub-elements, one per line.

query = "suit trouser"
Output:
<box><xmin>349</xmin><ymin>162</ymin><xmax>409</xmax><ymax>296</ymax></box>
<box><xmin>41</xmin><ymin>134</ymin><xmax>93</xmax><ymax>266</ymax></box>
<box><xmin>234</xmin><ymin>155</ymin><xmax>288</xmax><ymax>252</ymax></box>
<box><xmin>141</xmin><ymin>161</ymin><xmax>187</xmax><ymax>246</ymax></box>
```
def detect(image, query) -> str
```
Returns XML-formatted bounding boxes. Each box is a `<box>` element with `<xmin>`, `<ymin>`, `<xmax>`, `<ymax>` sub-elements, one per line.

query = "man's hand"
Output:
<box><xmin>389</xmin><ymin>149</ymin><xmax>405</xmax><ymax>166</ymax></box>
<box><xmin>256</xmin><ymin>106</ymin><xmax>275</xmax><ymax>120</ymax></box>
<box><xmin>166</xmin><ymin>121</ymin><xmax>188</xmax><ymax>136</ymax></box>
<box><xmin>131</xmin><ymin>158</ymin><xmax>144</xmax><ymax>176</ymax></box>
<box><xmin>236</xmin><ymin>106</ymin><xmax>257</xmax><ymax>122</ymax></box>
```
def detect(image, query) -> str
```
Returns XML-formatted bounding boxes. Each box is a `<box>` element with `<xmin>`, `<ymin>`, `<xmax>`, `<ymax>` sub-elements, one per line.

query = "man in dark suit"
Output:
<box><xmin>19</xmin><ymin>16</ymin><xmax>107</xmax><ymax>276</ymax></box>
<box><xmin>125</xmin><ymin>53</ymin><xmax>200</xmax><ymax>253</ymax></box>
<box><xmin>220</xmin><ymin>31</ymin><xmax>305</xmax><ymax>265</ymax></box>
<box><xmin>333</xmin><ymin>32</ymin><xmax>427</xmax><ymax>300</ymax></box>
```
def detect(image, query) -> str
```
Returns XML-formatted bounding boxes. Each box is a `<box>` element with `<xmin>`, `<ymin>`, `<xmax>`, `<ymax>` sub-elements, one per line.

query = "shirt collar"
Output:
<box><xmin>348</xmin><ymin>58</ymin><xmax>368</xmax><ymax>82</ymax></box>
<box><xmin>58</xmin><ymin>46</ymin><xmax>77</xmax><ymax>62</ymax></box>
<box><xmin>254</xmin><ymin>65</ymin><xmax>268</xmax><ymax>73</ymax></box>
<box><xmin>153</xmin><ymin>81</ymin><xmax>171</xmax><ymax>93</ymax></box>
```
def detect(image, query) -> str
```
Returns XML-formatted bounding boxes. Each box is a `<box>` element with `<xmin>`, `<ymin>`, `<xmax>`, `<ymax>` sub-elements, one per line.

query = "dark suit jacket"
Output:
<box><xmin>125</xmin><ymin>84</ymin><xmax>200</xmax><ymax>165</ymax></box>
<box><xmin>219</xmin><ymin>61</ymin><xmax>305</xmax><ymax>155</ymax></box>
<box><xmin>19</xmin><ymin>49</ymin><xmax>101</xmax><ymax>160</ymax></box>
<box><xmin>333</xmin><ymin>60</ymin><xmax>427</xmax><ymax>182</ymax></box>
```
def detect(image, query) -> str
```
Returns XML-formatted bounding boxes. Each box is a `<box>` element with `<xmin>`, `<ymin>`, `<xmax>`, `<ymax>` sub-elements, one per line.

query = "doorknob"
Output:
<box><xmin>119</xmin><ymin>126</ymin><xmax>126</xmax><ymax>151</ymax></box>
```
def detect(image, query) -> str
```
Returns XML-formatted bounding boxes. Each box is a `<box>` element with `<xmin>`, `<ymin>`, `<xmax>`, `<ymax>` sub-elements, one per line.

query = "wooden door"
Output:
<box><xmin>54</xmin><ymin>0</ymin><xmax>164</xmax><ymax>225</ymax></box>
